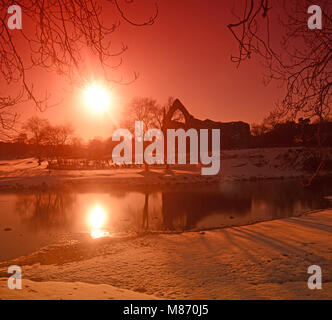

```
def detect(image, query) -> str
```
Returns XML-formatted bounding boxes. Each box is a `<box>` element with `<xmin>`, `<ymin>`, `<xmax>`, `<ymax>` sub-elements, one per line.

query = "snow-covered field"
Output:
<box><xmin>0</xmin><ymin>147</ymin><xmax>331</xmax><ymax>190</ymax></box>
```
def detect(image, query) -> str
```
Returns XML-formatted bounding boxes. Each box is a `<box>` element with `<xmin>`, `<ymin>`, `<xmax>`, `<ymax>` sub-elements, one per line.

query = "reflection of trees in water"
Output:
<box><xmin>159</xmin><ymin>180</ymin><xmax>331</xmax><ymax>231</ymax></box>
<box><xmin>161</xmin><ymin>191</ymin><xmax>251</xmax><ymax>231</ymax></box>
<box><xmin>16</xmin><ymin>192</ymin><xmax>76</xmax><ymax>232</ymax></box>
<box><xmin>139</xmin><ymin>189</ymin><xmax>252</xmax><ymax>232</ymax></box>
<box><xmin>248</xmin><ymin>180</ymin><xmax>331</xmax><ymax>218</ymax></box>
<box><xmin>107</xmin><ymin>190</ymin><xmax>128</xmax><ymax>199</ymax></box>
<box><xmin>15</xmin><ymin>179</ymin><xmax>329</xmax><ymax>235</ymax></box>
<box><xmin>142</xmin><ymin>193</ymin><xmax>149</xmax><ymax>230</ymax></box>
<box><xmin>140</xmin><ymin>192</ymin><xmax>164</xmax><ymax>232</ymax></box>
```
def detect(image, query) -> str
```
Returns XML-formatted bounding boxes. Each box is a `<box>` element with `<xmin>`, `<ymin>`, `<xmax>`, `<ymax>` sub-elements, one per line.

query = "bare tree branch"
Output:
<box><xmin>0</xmin><ymin>0</ymin><xmax>158</xmax><ymax>138</ymax></box>
<box><xmin>229</xmin><ymin>0</ymin><xmax>331</xmax><ymax>184</ymax></box>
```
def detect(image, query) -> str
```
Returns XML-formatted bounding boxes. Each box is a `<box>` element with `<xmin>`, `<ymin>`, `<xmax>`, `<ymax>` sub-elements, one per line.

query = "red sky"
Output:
<box><xmin>13</xmin><ymin>0</ymin><xmax>290</xmax><ymax>141</ymax></box>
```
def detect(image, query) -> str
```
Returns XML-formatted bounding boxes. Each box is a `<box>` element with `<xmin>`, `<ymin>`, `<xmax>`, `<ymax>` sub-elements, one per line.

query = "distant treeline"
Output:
<box><xmin>250</xmin><ymin>119</ymin><xmax>332</xmax><ymax>148</ymax></box>
<box><xmin>0</xmin><ymin>119</ymin><xmax>331</xmax><ymax>162</ymax></box>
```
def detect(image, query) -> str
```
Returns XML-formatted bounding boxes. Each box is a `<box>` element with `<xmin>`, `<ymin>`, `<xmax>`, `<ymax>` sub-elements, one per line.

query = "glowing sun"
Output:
<box><xmin>84</xmin><ymin>84</ymin><xmax>111</xmax><ymax>114</ymax></box>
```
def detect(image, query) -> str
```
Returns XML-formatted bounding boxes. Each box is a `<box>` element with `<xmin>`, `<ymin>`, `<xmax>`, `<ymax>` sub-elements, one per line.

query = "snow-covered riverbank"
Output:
<box><xmin>0</xmin><ymin>147</ymin><xmax>331</xmax><ymax>191</ymax></box>
<box><xmin>0</xmin><ymin>279</ymin><xmax>158</xmax><ymax>300</ymax></box>
<box><xmin>0</xmin><ymin>209</ymin><xmax>331</xmax><ymax>300</ymax></box>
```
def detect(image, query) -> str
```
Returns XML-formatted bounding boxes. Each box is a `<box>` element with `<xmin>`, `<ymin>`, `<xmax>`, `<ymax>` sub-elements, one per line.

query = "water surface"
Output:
<box><xmin>0</xmin><ymin>178</ymin><xmax>331</xmax><ymax>261</ymax></box>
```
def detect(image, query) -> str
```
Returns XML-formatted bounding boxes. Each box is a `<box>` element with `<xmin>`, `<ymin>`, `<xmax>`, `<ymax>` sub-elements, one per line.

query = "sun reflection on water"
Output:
<box><xmin>88</xmin><ymin>205</ymin><xmax>110</xmax><ymax>239</ymax></box>
<box><xmin>90</xmin><ymin>228</ymin><xmax>110</xmax><ymax>239</ymax></box>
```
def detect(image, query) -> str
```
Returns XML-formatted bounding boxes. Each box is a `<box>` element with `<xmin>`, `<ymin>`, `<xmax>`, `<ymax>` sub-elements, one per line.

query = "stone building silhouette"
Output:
<box><xmin>162</xmin><ymin>99</ymin><xmax>251</xmax><ymax>150</ymax></box>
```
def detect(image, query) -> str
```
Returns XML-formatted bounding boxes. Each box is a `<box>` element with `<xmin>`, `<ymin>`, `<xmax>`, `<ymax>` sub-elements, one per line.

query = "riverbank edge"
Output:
<box><xmin>0</xmin><ymin>169</ymin><xmax>331</xmax><ymax>193</ymax></box>
<box><xmin>0</xmin><ymin>209</ymin><xmax>331</xmax><ymax>300</ymax></box>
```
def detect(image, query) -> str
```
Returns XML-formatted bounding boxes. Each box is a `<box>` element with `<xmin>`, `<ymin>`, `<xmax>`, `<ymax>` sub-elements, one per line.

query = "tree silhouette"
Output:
<box><xmin>123</xmin><ymin>97</ymin><xmax>162</xmax><ymax>132</ymax></box>
<box><xmin>44</xmin><ymin>123</ymin><xmax>74</xmax><ymax>164</ymax></box>
<box><xmin>228</xmin><ymin>0</ymin><xmax>330</xmax><ymax>121</ymax></box>
<box><xmin>22</xmin><ymin>116</ymin><xmax>50</xmax><ymax>164</ymax></box>
<box><xmin>228</xmin><ymin>0</ymin><xmax>331</xmax><ymax>184</ymax></box>
<box><xmin>0</xmin><ymin>1</ymin><xmax>158</xmax><ymax>137</ymax></box>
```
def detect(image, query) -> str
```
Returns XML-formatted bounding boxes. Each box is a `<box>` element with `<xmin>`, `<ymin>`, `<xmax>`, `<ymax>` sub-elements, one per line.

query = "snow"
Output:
<box><xmin>0</xmin><ymin>209</ymin><xmax>331</xmax><ymax>299</ymax></box>
<box><xmin>0</xmin><ymin>147</ymin><xmax>331</xmax><ymax>190</ymax></box>
<box><xmin>0</xmin><ymin>279</ymin><xmax>158</xmax><ymax>300</ymax></box>
<box><xmin>0</xmin><ymin>147</ymin><xmax>331</xmax><ymax>299</ymax></box>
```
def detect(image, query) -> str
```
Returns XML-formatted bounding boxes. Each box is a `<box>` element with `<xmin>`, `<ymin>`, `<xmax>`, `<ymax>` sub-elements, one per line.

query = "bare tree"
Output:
<box><xmin>122</xmin><ymin>96</ymin><xmax>168</xmax><ymax>171</ymax></box>
<box><xmin>228</xmin><ymin>0</ymin><xmax>331</xmax><ymax>184</ymax></box>
<box><xmin>228</xmin><ymin>0</ymin><xmax>330</xmax><ymax>119</ymax></box>
<box><xmin>123</xmin><ymin>97</ymin><xmax>161</xmax><ymax>132</ymax></box>
<box><xmin>0</xmin><ymin>1</ymin><xmax>158</xmax><ymax>138</ymax></box>
<box><xmin>88</xmin><ymin>137</ymin><xmax>105</xmax><ymax>160</ymax></box>
<box><xmin>44</xmin><ymin>123</ymin><xmax>74</xmax><ymax>164</ymax></box>
<box><xmin>13</xmin><ymin>132</ymin><xmax>28</xmax><ymax>144</ymax></box>
<box><xmin>22</xmin><ymin>116</ymin><xmax>50</xmax><ymax>164</ymax></box>
<box><xmin>122</xmin><ymin>96</ymin><xmax>183</xmax><ymax>132</ymax></box>
<box><xmin>251</xmin><ymin>122</ymin><xmax>270</xmax><ymax>136</ymax></box>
